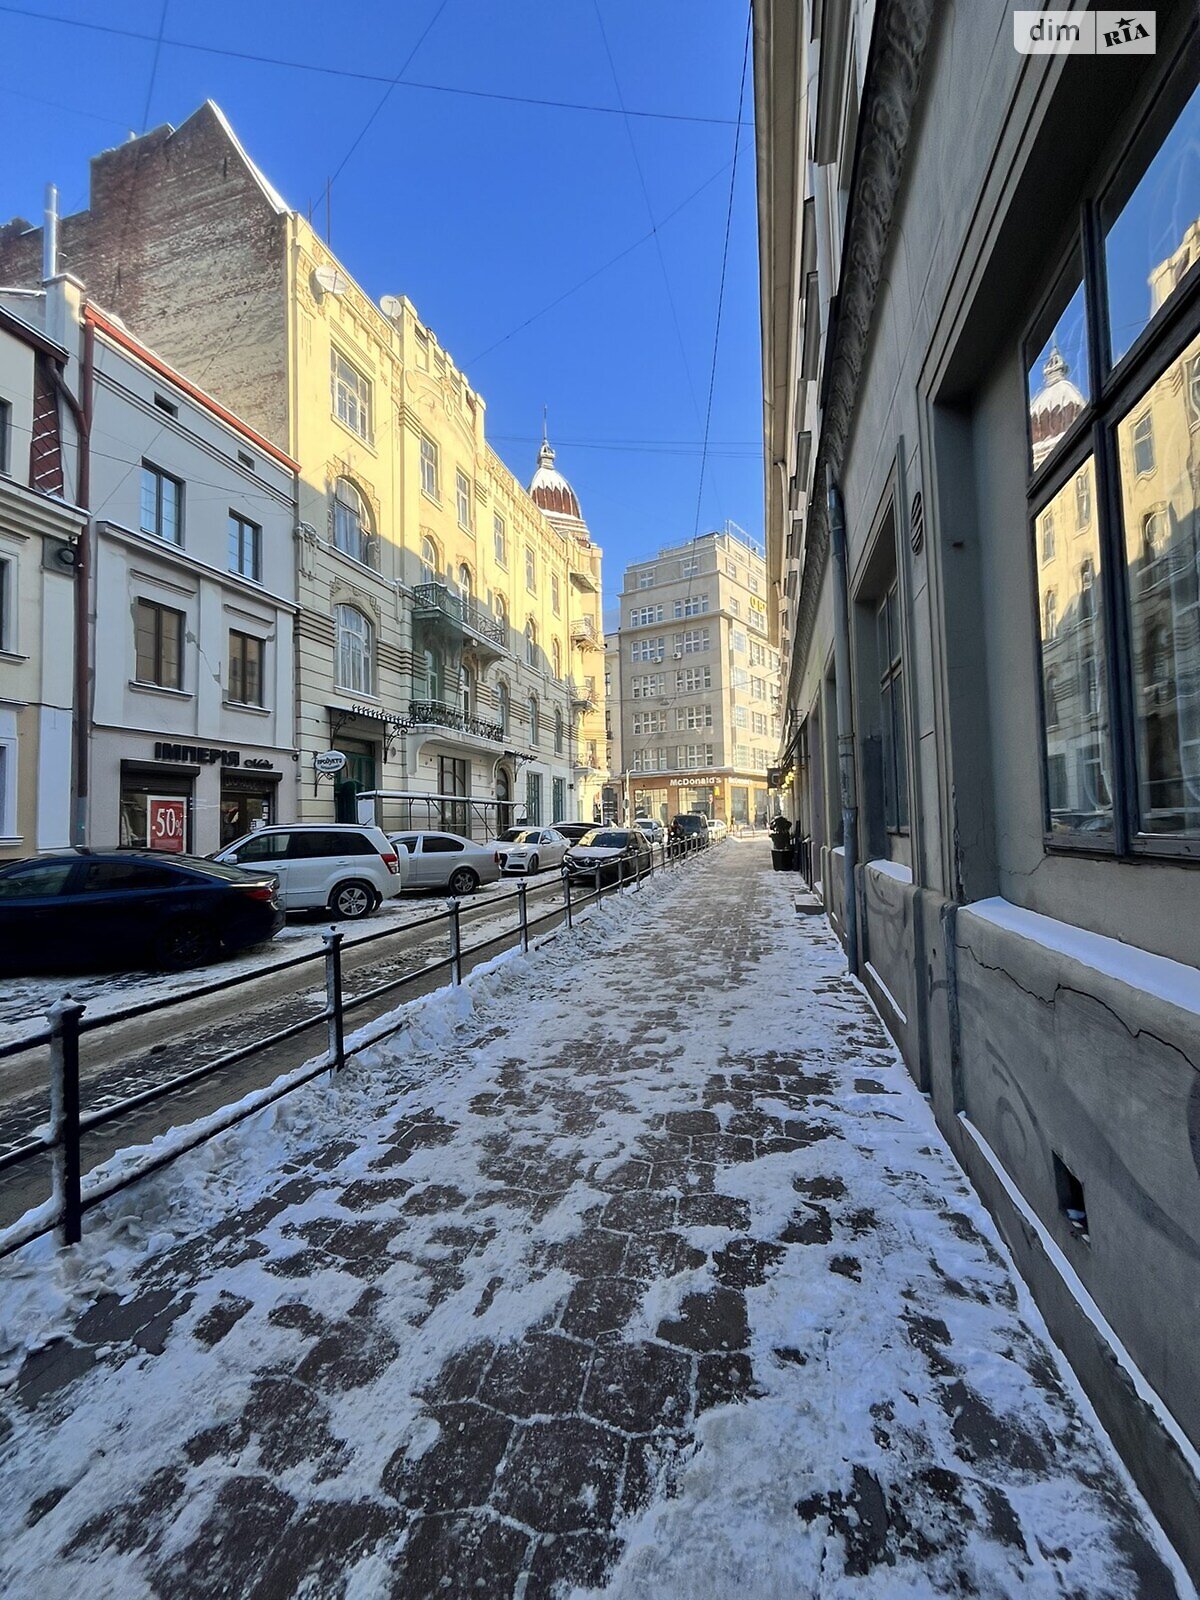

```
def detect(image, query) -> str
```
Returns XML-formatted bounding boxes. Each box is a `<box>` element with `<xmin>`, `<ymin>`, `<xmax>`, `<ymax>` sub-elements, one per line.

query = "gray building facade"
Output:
<box><xmin>755</xmin><ymin>0</ymin><xmax>1200</xmax><ymax>1574</ymax></box>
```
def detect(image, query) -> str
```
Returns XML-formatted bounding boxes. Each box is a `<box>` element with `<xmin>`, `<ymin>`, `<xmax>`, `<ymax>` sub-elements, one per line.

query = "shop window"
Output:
<box><xmin>134</xmin><ymin>599</ymin><xmax>184</xmax><ymax>689</ymax></box>
<box><xmin>438</xmin><ymin>756</ymin><xmax>468</xmax><ymax>834</ymax></box>
<box><xmin>228</xmin><ymin>630</ymin><xmax>265</xmax><ymax>706</ymax></box>
<box><xmin>140</xmin><ymin>463</ymin><xmax>183</xmax><ymax>545</ymax></box>
<box><xmin>1025</xmin><ymin>53</ymin><xmax>1200</xmax><ymax>851</ymax></box>
<box><xmin>335</xmin><ymin>604</ymin><xmax>374</xmax><ymax>695</ymax></box>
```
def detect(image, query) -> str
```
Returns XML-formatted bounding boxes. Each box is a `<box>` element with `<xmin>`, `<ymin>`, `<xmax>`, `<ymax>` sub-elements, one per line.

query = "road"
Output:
<box><xmin>0</xmin><ymin>868</ymin><xmax>581</xmax><ymax>1232</ymax></box>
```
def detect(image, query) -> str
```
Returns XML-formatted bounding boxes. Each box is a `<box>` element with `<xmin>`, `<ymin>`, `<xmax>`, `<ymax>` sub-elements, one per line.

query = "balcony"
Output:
<box><xmin>570</xmin><ymin>614</ymin><xmax>600</xmax><ymax>650</ymax></box>
<box><xmin>409</xmin><ymin>699</ymin><xmax>504</xmax><ymax>744</ymax></box>
<box><xmin>567</xmin><ymin>677</ymin><xmax>595</xmax><ymax>712</ymax></box>
<box><xmin>569</xmin><ymin>550</ymin><xmax>601</xmax><ymax>593</ymax></box>
<box><xmin>412</xmin><ymin>582</ymin><xmax>507</xmax><ymax>660</ymax></box>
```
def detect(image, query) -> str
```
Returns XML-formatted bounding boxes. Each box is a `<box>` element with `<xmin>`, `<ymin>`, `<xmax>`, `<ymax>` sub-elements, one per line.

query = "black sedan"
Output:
<box><xmin>0</xmin><ymin>851</ymin><xmax>284</xmax><ymax>974</ymax></box>
<box><xmin>564</xmin><ymin>828</ymin><xmax>653</xmax><ymax>885</ymax></box>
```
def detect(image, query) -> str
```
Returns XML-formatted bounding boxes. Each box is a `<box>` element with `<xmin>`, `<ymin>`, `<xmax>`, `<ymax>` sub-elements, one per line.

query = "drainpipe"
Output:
<box><xmin>827</xmin><ymin>471</ymin><xmax>860</xmax><ymax>975</ymax></box>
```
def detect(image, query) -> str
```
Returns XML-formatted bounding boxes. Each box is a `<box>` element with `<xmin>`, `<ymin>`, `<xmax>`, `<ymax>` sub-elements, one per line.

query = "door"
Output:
<box><xmin>221</xmin><ymin>829</ymin><xmax>293</xmax><ymax>900</ymax></box>
<box><xmin>72</xmin><ymin>858</ymin><xmax>186</xmax><ymax>952</ymax></box>
<box><xmin>335</xmin><ymin>739</ymin><xmax>377</xmax><ymax>823</ymax></box>
<box><xmin>285</xmin><ymin>830</ymin><xmax>352</xmax><ymax>908</ymax></box>
<box><xmin>0</xmin><ymin>859</ymin><xmax>77</xmax><ymax>966</ymax></box>
<box><xmin>420</xmin><ymin>833</ymin><xmax>466</xmax><ymax>887</ymax></box>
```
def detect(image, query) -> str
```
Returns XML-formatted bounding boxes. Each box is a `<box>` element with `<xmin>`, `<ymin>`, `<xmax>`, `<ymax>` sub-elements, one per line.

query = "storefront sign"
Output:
<box><xmin>243</xmin><ymin>758</ymin><xmax>275</xmax><ymax>770</ymax></box>
<box><xmin>148</xmin><ymin>795</ymin><xmax>187</xmax><ymax>852</ymax></box>
<box><xmin>667</xmin><ymin>773</ymin><xmax>729</xmax><ymax>788</ymax></box>
<box><xmin>314</xmin><ymin>750</ymin><xmax>348</xmax><ymax>775</ymax></box>
<box><xmin>154</xmin><ymin>742</ymin><xmax>241</xmax><ymax>767</ymax></box>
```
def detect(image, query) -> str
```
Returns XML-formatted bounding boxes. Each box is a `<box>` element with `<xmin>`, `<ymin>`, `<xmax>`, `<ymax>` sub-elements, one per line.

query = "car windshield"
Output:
<box><xmin>497</xmin><ymin>827</ymin><xmax>527</xmax><ymax>842</ymax></box>
<box><xmin>580</xmin><ymin>831</ymin><xmax>626</xmax><ymax>849</ymax></box>
<box><xmin>511</xmin><ymin>831</ymin><xmax>539</xmax><ymax>845</ymax></box>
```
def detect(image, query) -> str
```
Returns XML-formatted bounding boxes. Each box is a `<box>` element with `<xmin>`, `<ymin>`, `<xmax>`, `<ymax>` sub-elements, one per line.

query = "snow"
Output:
<box><xmin>865</xmin><ymin>858</ymin><xmax>912</xmax><ymax>884</ymax></box>
<box><xmin>0</xmin><ymin>854</ymin><xmax>1190</xmax><ymax>1598</ymax></box>
<box><xmin>862</xmin><ymin>962</ymin><xmax>907</xmax><ymax>1025</ymax></box>
<box><xmin>960</xmin><ymin>897</ymin><xmax>1200</xmax><ymax>1019</ymax></box>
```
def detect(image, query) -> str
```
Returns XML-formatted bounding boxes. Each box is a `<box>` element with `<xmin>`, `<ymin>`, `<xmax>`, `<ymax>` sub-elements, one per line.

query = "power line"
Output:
<box><xmin>327</xmin><ymin>0</ymin><xmax>450</xmax><ymax>191</ymax></box>
<box><xmin>140</xmin><ymin>0</ymin><xmax>168</xmax><ymax>133</ymax></box>
<box><xmin>0</xmin><ymin>5</ymin><xmax>753</xmax><ymax>128</ymax></box>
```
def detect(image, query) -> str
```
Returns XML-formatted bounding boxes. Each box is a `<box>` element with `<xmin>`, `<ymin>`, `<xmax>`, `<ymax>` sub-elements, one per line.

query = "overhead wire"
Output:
<box><xmin>0</xmin><ymin>5</ymin><xmax>752</xmax><ymax>128</ymax></box>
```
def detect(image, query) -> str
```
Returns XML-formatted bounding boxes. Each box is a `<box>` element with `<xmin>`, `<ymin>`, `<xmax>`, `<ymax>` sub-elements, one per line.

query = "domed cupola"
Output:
<box><xmin>530</xmin><ymin>432</ymin><xmax>583</xmax><ymax>522</ymax></box>
<box><xmin>1029</xmin><ymin>345</ymin><xmax>1085</xmax><ymax>468</ymax></box>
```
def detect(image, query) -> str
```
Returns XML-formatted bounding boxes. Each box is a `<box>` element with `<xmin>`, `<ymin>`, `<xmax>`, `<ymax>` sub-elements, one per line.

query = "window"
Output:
<box><xmin>458</xmin><ymin>563</ymin><xmax>473</xmax><ymax>603</ymax></box>
<box><xmin>331</xmin><ymin>348</ymin><xmax>372</xmax><ymax>441</ymax></box>
<box><xmin>877</xmin><ymin>578</ymin><xmax>909</xmax><ymax>832</ymax></box>
<box><xmin>333</xmin><ymin>479</ymin><xmax>377</xmax><ymax>568</ymax></box>
<box><xmin>749</xmin><ymin>576</ymin><xmax>760</xmax><ymax>594</ymax></box>
<box><xmin>420</xmin><ymin>535</ymin><xmax>438</xmax><ymax>583</ymax></box>
<box><xmin>551</xmin><ymin>572</ymin><xmax>561</xmax><ymax>615</ymax></box>
<box><xmin>525</xmin><ymin>771</ymin><xmax>542</xmax><ymax>826</ymax></box>
<box><xmin>729</xmin><ymin>597</ymin><xmax>741</xmax><ymax>616</ymax></box>
<box><xmin>414</xmin><ymin>327</ymin><xmax>430</xmax><ymax>370</ymax></box>
<box><xmin>0</xmin><ymin>861</ymin><xmax>74</xmax><ymax>897</ymax></box>
<box><xmin>134</xmin><ymin>599</ymin><xmax>183</xmax><ymax>689</ymax></box>
<box><xmin>750</xmin><ymin>640</ymin><xmax>767</xmax><ymax>667</ymax></box>
<box><xmin>632</xmin><ymin>673</ymin><xmax>665</xmax><ymax>698</ymax></box>
<box><xmin>153</xmin><ymin>393</ymin><xmax>177</xmax><ymax>418</ymax></box>
<box><xmin>734</xmin><ymin>705</ymin><xmax>748</xmax><ymax>729</ymax></box>
<box><xmin>678</xmin><ymin>743</ymin><xmax>713</xmax><ymax>769</ymax></box>
<box><xmin>552</xmin><ymin>776</ymin><xmax>566</xmax><ymax>821</ymax></box>
<box><xmin>752</xmin><ymin>710</ymin><xmax>768</xmax><ymax>737</ymax></box>
<box><xmin>335</xmin><ymin>605</ymin><xmax>374</xmax><ymax>695</ymax></box>
<box><xmin>551</xmin><ymin>637</ymin><xmax>562</xmax><ymax>677</ymax></box>
<box><xmin>1131</xmin><ymin>411</ymin><xmax>1155</xmax><ymax>475</ymax></box>
<box><xmin>1041</xmin><ymin>507</ymin><xmax>1056</xmax><ymax>563</ymax></box>
<box><xmin>680</xmin><ymin>557</ymin><xmax>699</xmax><ymax>577</ymax></box>
<box><xmin>674</xmin><ymin>594</ymin><xmax>709</xmax><ymax>618</ymax></box>
<box><xmin>0</xmin><ymin>556</ymin><xmax>13</xmax><ymax>651</ymax></box>
<box><xmin>420</xmin><ymin>435</ymin><xmax>439</xmax><ymax>499</ymax></box>
<box><xmin>456</xmin><ymin>469</ymin><xmax>472</xmax><ymax>531</ymax></box>
<box><xmin>498</xmin><ymin>680</ymin><xmax>510</xmax><ymax>735</ymax></box>
<box><xmin>237</xmin><ymin>450</ymin><xmax>255</xmax><ymax>470</ymax></box>
<box><xmin>0</xmin><ymin>397</ymin><xmax>10</xmax><ymax>473</ymax></box>
<box><xmin>140</xmin><ymin>463</ymin><xmax>182</xmax><ymax>544</ymax></box>
<box><xmin>424</xmin><ymin>647</ymin><xmax>442</xmax><ymax>702</ymax></box>
<box><xmin>630</xmin><ymin>605</ymin><xmax>664</xmax><ymax>627</ymax></box>
<box><xmin>732</xmin><ymin>631</ymin><xmax>747</xmax><ymax>653</ymax></box>
<box><xmin>438</xmin><ymin>756</ymin><xmax>469</xmax><ymax>834</ymax></box>
<box><xmin>1188</xmin><ymin>354</ymin><xmax>1200</xmax><ymax>428</ymax></box>
<box><xmin>554</xmin><ymin>709</ymin><xmax>564</xmax><ymax>755</ymax></box>
<box><xmin>677</xmin><ymin>704</ymin><xmax>712</xmax><ymax>731</ymax></box>
<box><xmin>676</xmin><ymin>666</ymin><xmax>712</xmax><ymax>692</ymax></box>
<box><xmin>1074</xmin><ymin>472</ymin><xmax>1091</xmax><ymax>529</ymax></box>
<box><xmin>228</xmin><ymin>512</ymin><xmax>261</xmax><ymax>581</ymax></box>
<box><xmin>228</xmin><ymin>631</ymin><xmax>264</xmax><ymax>706</ymax></box>
<box><xmin>676</xmin><ymin>629</ymin><xmax>709</xmax><ymax>655</ymax></box>
<box><xmin>525</xmin><ymin>545</ymin><xmax>537</xmax><ymax>593</ymax></box>
<box><xmin>634</xmin><ymin>711</ymin><xmax>667</xmax><ymax>734</ymax></box>
<box><xmin>528</xmin><ymin>694</ymin><xmax>539</xmax><ymax>745</ymax></box>
<box><xmin>637</xmin><ymin>568</ymin><xmax>657</xmax><ymax>589</ymax></box>
<box><xmin>631</xmin><ymin>636</ymin><xmax>665</xmax><ymax>663</ymax></box>
<box><xmin>494</xmin><ymin>513</ymin><xmax>507</xmax><ymax>566</ymax></box>
<box><xmin>525</xmin><ymin>618</ymin><xmax>537</xmax><ymax>668</ymax></box>
<box><xmin>461</xmin><ymin>664</ymin><xmax>473</xmax><ymax>718</ymax></box>
<box><xmin>495</xmin><ymin>592</ymin><xmax>508</xmax><ymax>634</ymax></box>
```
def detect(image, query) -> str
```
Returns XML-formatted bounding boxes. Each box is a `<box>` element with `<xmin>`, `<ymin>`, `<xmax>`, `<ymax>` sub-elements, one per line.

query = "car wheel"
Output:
<box><xmin>448</xmin><ymin>866</ymin><xmax>479</xmax><ymax>896</ymax></box>
<box><xmin>329</xmin><ymin>880</ymin><xmax>375</xmax><ymax>920</ymax></box>
<box><xmin>157</xmin><ymin>922</ymin><xmax>219</xmax><ymax>971</ymax></box>
<box><xmin>528</xmin><ymin>854</ymin><xmax>540</xmax><ymax>874</ymax></box>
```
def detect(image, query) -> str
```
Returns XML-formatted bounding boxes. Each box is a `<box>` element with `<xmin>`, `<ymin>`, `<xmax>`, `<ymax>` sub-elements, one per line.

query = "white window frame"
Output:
<box><xmin>331</xmin><ymin>348</ymin><xmax>373</xmax><ymax>442</ymax></box>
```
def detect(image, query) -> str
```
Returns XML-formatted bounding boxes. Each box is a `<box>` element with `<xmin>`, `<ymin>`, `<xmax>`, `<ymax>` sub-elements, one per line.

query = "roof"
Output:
<box><xmin>1030</xmin><ymin>347</ymin><xmax>1084</xmax><ymax>417</ymax></box>
<box><xmin>205</xmin><ymin>101</ymin><xmax>291</xmax><ymax>215</ymax></box>
<box><xmin>529</xmin><ymin>436</ymin><xmax>583</xmax><ymax>522</ymax></box>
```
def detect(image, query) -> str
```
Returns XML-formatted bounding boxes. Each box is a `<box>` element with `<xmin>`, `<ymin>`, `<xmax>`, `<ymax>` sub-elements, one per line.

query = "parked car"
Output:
<box><xmin>387</xmin><ymin>831</ymin><xmax>501</xmax><ymax>895</ymax></box>
<box><xmin>0</xmin><ymin>850</ymin><xmax>284</xmax><ymax>973</ymax></box>
<box><xmin>496</xmin><ymin>828</ymin><xmax>571</xmax><ymax>875</ymax></box>
<box><xmin>213</xmin><ymin>823</ymin><xmax>404</xmax><ymax>920</ymax></box>
<box><xmin>565</xmin><ymin>827</ymin><xmax>653</xmax><ymax>884</ymax></box>
<box><xmin>555</xmin><ymin>822</ymin><xmax>601</xmax><ymax>844</ymax></box>
<box><xmin>633</xmin><ymin>817</ymin><xmax>666</xmax><ymax>846</ymax></box>
<box><xmin>670</xmin><ymin>813</ymin><xmax>710</xmax><ymax>846</ymax></box>
<box><xmin>489</xmin><ymin>825</ymin><xmax>532</xmax><ymax>870</ymax></box>
<box><xmin>708</xmin><ymin>818</ymin><xmax>729</xmax><ymax>842</ymax></box>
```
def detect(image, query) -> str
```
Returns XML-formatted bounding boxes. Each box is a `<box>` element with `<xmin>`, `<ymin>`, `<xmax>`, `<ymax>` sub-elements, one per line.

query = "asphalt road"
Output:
<box><xmin>0</xmin><ymin>869</ymin><xmax>579</xmax><ymax>1232</ymax></box>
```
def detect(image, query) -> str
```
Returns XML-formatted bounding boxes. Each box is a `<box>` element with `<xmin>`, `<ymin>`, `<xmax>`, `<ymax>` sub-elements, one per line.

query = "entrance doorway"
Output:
<box><xmin>496</xmin><ymin>765</ymin><xmax>513</xmax><ymax>831</ymax></box>
<box><xmin>220</xmin><ymin>774</ymin><xmax>276</xmax><ymax>846</ymax></box>
<box><xmin>335</xmin><ymin>737</ymin><xmax>377</xmax><ymax>822</ymax></box>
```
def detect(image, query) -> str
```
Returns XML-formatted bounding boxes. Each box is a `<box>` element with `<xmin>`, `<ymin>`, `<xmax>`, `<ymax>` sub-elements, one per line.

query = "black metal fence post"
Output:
<box><xmin>517</xmin><ymin>879</ymin><xmax>529</xmax><ymax>953</ymax></box>
<box><xmin>322</xmin><ymin>929</ymin><xmax>346</xmax><ymax>1071</ymax></box>
<box><xmin>448</xmin><ymin>898</ymin><xmax>462</xmax><ymax>984</ymax></box>
<box><xmin>563</xmin><ymin>865</ymin><xmax>574</xmax><ymax>928</ymax></box>
<box><xmin>593</xmin><ymin>866</ymin><xmax>602</xmax><ymax>904</ymax></box>
<box><xmin>48</xmin><ymin>996</ymin><xmax>85</xmax><ymax>1246</ymax></box>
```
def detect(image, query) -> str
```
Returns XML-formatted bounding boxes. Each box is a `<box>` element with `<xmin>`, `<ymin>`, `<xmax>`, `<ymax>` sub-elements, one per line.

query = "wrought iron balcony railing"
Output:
<box><xmin>570</xmin><ymin>614</ymin><xmax>599</xmax><ymax>647</ymax></box>
<box><xmin>412</xmin><ymin>583</ymin><xmax>507</xmax><ymax>650</ymax></box>
<box><xmin>409</xmin><ymin>700</ymin><xmax>504</xmax><ymax>743</ymax></box>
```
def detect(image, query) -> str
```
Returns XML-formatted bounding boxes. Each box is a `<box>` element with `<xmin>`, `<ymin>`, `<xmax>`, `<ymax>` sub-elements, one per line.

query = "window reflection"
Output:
<box><xmin>1028</xmin><ymin>281</ymin><xmax>1089</xmax><ymax>471</ymax></box>
<box><xmin>1035</xmin><ymin>458</ymin><xmax>1114</xmax><ymax>836</ymax></box>
<box><xmin>1116</xmin><ymin>328</ymin><xmax>1200</xmax><ymax>838</ymax></box>
<box><xmin>1105</xmin><ymin>80</ymin><xmax>1200</xmax><ymax>366</ymax></box>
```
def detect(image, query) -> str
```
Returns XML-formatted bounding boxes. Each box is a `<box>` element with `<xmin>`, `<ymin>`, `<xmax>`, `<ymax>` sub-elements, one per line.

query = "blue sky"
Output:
<box><xmin>0</xmin><ymin>1</ymin><xmax>762</xmax><ymax>608</ymax></box>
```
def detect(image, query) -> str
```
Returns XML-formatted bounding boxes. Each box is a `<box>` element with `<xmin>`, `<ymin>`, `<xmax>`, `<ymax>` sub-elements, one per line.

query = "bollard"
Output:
<box><xmin>48</xmin><ymin>996</ymin><xmax>85</xmax><ymax>1246</ymax></box>
<box><xmin>563</xmin><ymin>864</ymin><xmax>574</xmax><ymax>929</ymax></box>
<box><xmin>447</xmin><ymin>897</ymin><xmax>462</xmax><ymax>984</ymax></box>
<box><xmin>593</xmin><ymin>866</ymin><xmax>603</xmax><ymax>904</ymax></box>
<box><xmin>517</xmin><ymin>878</ymin><xmax>529</xmax><ymax>953</ymax></box>
<box><xmin>322</xmin><ymin>929</ymin><xmax>346</xmax><ymax>1072</ymax></box>
<box><xmin>617</xmin><ymin>854</ymin><xmax>626</xmax><ymax>894</ymax></box>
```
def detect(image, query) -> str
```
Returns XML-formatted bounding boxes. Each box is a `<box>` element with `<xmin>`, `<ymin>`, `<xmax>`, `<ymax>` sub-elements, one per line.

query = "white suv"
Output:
<box><xmin>214</xmin><ymin>823</ymin><xmax>405</xmax><ymax>919</ymax></box>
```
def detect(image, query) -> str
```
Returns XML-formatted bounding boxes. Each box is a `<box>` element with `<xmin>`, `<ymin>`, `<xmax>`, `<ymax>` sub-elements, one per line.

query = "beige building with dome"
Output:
<box><xmin>0</xmin><ymin>102</ymin><xmax>607</xmax><ymax>835</ymax></box>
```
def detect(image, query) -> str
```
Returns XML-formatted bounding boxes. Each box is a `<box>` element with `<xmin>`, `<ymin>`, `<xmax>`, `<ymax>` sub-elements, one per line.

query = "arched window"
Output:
<box><xmin>424</xmin><ymin>647</ymin><xmax>442</xmax><ymax>704</ymax></box>
<box><xmin>461</xmin><ymin>663</ymin><xmax>473</xmax><ymax>718</ymax></box>
<box><xmin>554</xmin><ymin>708</ymin><xmax>564</xmax><ymax>755</ymax></box>
<box><xmin>1079</xmin><ymin>559</ymin><xmax>1095</xmax><ymax>621</ymax></box>
<box><xmin>420</xmin><ymin>535</ymin><xmax>439</xmax><ymax>584</ymax></box>
<box><xmin>458</xmin><ymin>563</ymin><xmax>473</xmax><ymax>603</ymax></box>
<box><xmin>551</xmin><ymin>638</ymin><xmax>562</xmax><ymax>678</ymax></box>
<box><xmin>528</xmin><ymin>694</ymin><xmax>539</xmax><ymax>745</ymax></box>
<box><xmin>335</xmin><ymin>605</ymin><xmax>374</xmax><ymax>694</ymax></box>
<box><xmin>495</xmin><ymin>593</ymin><xmax>508</xmax><ymax>638</ymax></box>
<box><xmin>525</xmin><ymin>618</ymin><xmax>537</xmax><ymax>668</ymax></box>
<box><xmin>1044</xmin><ymin>669</ymin><xmax>1059</xmax><ymax>728</ymax></box>
<box><xmin>498</xmin><ymin>680</ymin><xmax>510</xmax><ymax>735</ymax></box>
<box><xmin>1044</xmin><ymin>590</ymin><xmax>1057</xmax><ymax>639</ymax></box>
<box><xmin>333</xmin><ymin>479</ymin><xmax>377</xmax><ymax>568</ymax></box>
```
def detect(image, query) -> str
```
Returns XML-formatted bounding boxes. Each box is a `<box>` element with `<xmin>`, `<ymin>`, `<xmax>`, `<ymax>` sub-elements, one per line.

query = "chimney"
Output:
<box><xmin>43</xmin><ymin>183</ymin><xmax>58</xmax><ymax>282</ymax></box>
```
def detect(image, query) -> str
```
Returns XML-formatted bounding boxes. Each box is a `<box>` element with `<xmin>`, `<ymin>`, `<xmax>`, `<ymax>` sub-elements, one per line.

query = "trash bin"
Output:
<box><xmin>771</xmin><ymin>848</ymin><xmax>791</xmax><ymax>872</ymax></box>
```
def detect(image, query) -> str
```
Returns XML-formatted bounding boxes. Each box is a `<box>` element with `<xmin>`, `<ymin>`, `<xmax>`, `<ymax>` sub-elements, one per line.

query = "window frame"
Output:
<box><xmin>227</xmin><ymin>629</ymin><xmax>265</xmax><ymax>707</ymax></box>
<box><xmin>139</xmin><ymin>462</ymin><xmax>183</xmax><ymax>546</ymax></box>
<box><xmin>228</xmin><ymin>511</ymin><xmax>262</xmax><ymax>582</ymax></box>
<box><xmin>455</xmin><ymin>468</ymin><xmax>473</xmax><ymax>532</ymax></box>
<box><xmin>334</xmin><ymin>603</ymin><xmax>375</xmax><ymax>697</ymax></box>
<box><xmin>1023</xmin><ymin>36</ymin><xmax>1200</xmax><ymax>863</ymax></box>
<box><xmin>420</xmin><ymin>434</ymin><xmax>439</xmax><ymax>500</ymax></box>
<box><xmin>134</xmin><ymin>598</ymin><xmax>184</xmax><ymax>690</ymax></box>
<box><xmin>331</xmin><ymin>347</ymin><xmax>373</xmax><ymax>443</ymax></box>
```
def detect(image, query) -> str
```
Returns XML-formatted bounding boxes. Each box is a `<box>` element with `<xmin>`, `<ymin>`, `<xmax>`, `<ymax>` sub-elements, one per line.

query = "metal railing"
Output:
<box><xmin>411</xmin><ymin>582</ymin><xmax>507</xmax><ymax>649</ymax></box>
<box><xmin>570</xmin><ymin>615</ymin><xmax>599</xmax><ymax>646</ymax></box>
<box><xmin>408</xmin><ymin>700</ymin><xmax>505</xmax><ymax>743</ymax></box>
<box><xmin>0</xmin><ymin>834</ymin><xmax>711</xmax><ymax>1262</ymax></box>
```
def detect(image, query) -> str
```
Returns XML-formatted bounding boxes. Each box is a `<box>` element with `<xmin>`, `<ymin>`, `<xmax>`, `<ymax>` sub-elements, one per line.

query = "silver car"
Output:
<box><xmin>497</xmin><ymin>828</ymin><xmax>571</xmax><ymax>875</ymax></box>
<box><xmin>387</xmin><ymin>831</ymin><xmax>502</xmax><ymax>895</ymax></box>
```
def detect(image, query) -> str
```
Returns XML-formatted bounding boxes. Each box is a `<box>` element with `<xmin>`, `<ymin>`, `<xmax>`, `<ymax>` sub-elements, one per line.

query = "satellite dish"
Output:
<box><xmin>312</xmin><ymin>265</ymin><xmax>349</xmax><ymax>299</ymax></box>
<box><xmin>379</xmin><ymin>294</ymin><xmax>403</xmax><ymax>319</ymax></box>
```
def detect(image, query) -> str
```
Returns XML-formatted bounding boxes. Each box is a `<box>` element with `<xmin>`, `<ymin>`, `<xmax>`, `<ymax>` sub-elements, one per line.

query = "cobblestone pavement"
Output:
<box><xmin>0</xmin><ymin>844</ymin><xmax>1189</xmax><ymax>1598</ymax></box>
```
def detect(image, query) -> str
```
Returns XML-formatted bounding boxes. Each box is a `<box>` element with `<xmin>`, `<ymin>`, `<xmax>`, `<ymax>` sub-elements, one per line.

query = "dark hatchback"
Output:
<box><xmin>0</xmin><ymin>851</ymin><xmax>284</xmax><ymax>974</ymax></box>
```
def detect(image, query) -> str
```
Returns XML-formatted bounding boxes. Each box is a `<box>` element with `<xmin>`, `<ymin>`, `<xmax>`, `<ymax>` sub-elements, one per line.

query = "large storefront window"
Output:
<box><xmin>220</xmin><ymin>773</ymin><xmax>275</xmax><ymax>846</ymax></box>
<box><xmin>438</xmin><ymin>756</ymin><xmax>468</xmax><ymax>834</ymax></box>
<box><xmin>120</xmin><ymin>767</ymin><xmax>193</xmax><ymax>852</ymax></box>
<box><xmin>1026</xmin><ymin>47</ymin><xmax>1200</xmax><ymax>857</ymax></box>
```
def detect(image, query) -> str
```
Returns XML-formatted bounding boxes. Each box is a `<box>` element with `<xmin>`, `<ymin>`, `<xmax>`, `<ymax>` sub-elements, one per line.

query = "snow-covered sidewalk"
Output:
<box><xmin>0</xmin><ymin>844</ymin><xmax>1190</xmax><ymax>1599</ymax></box>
